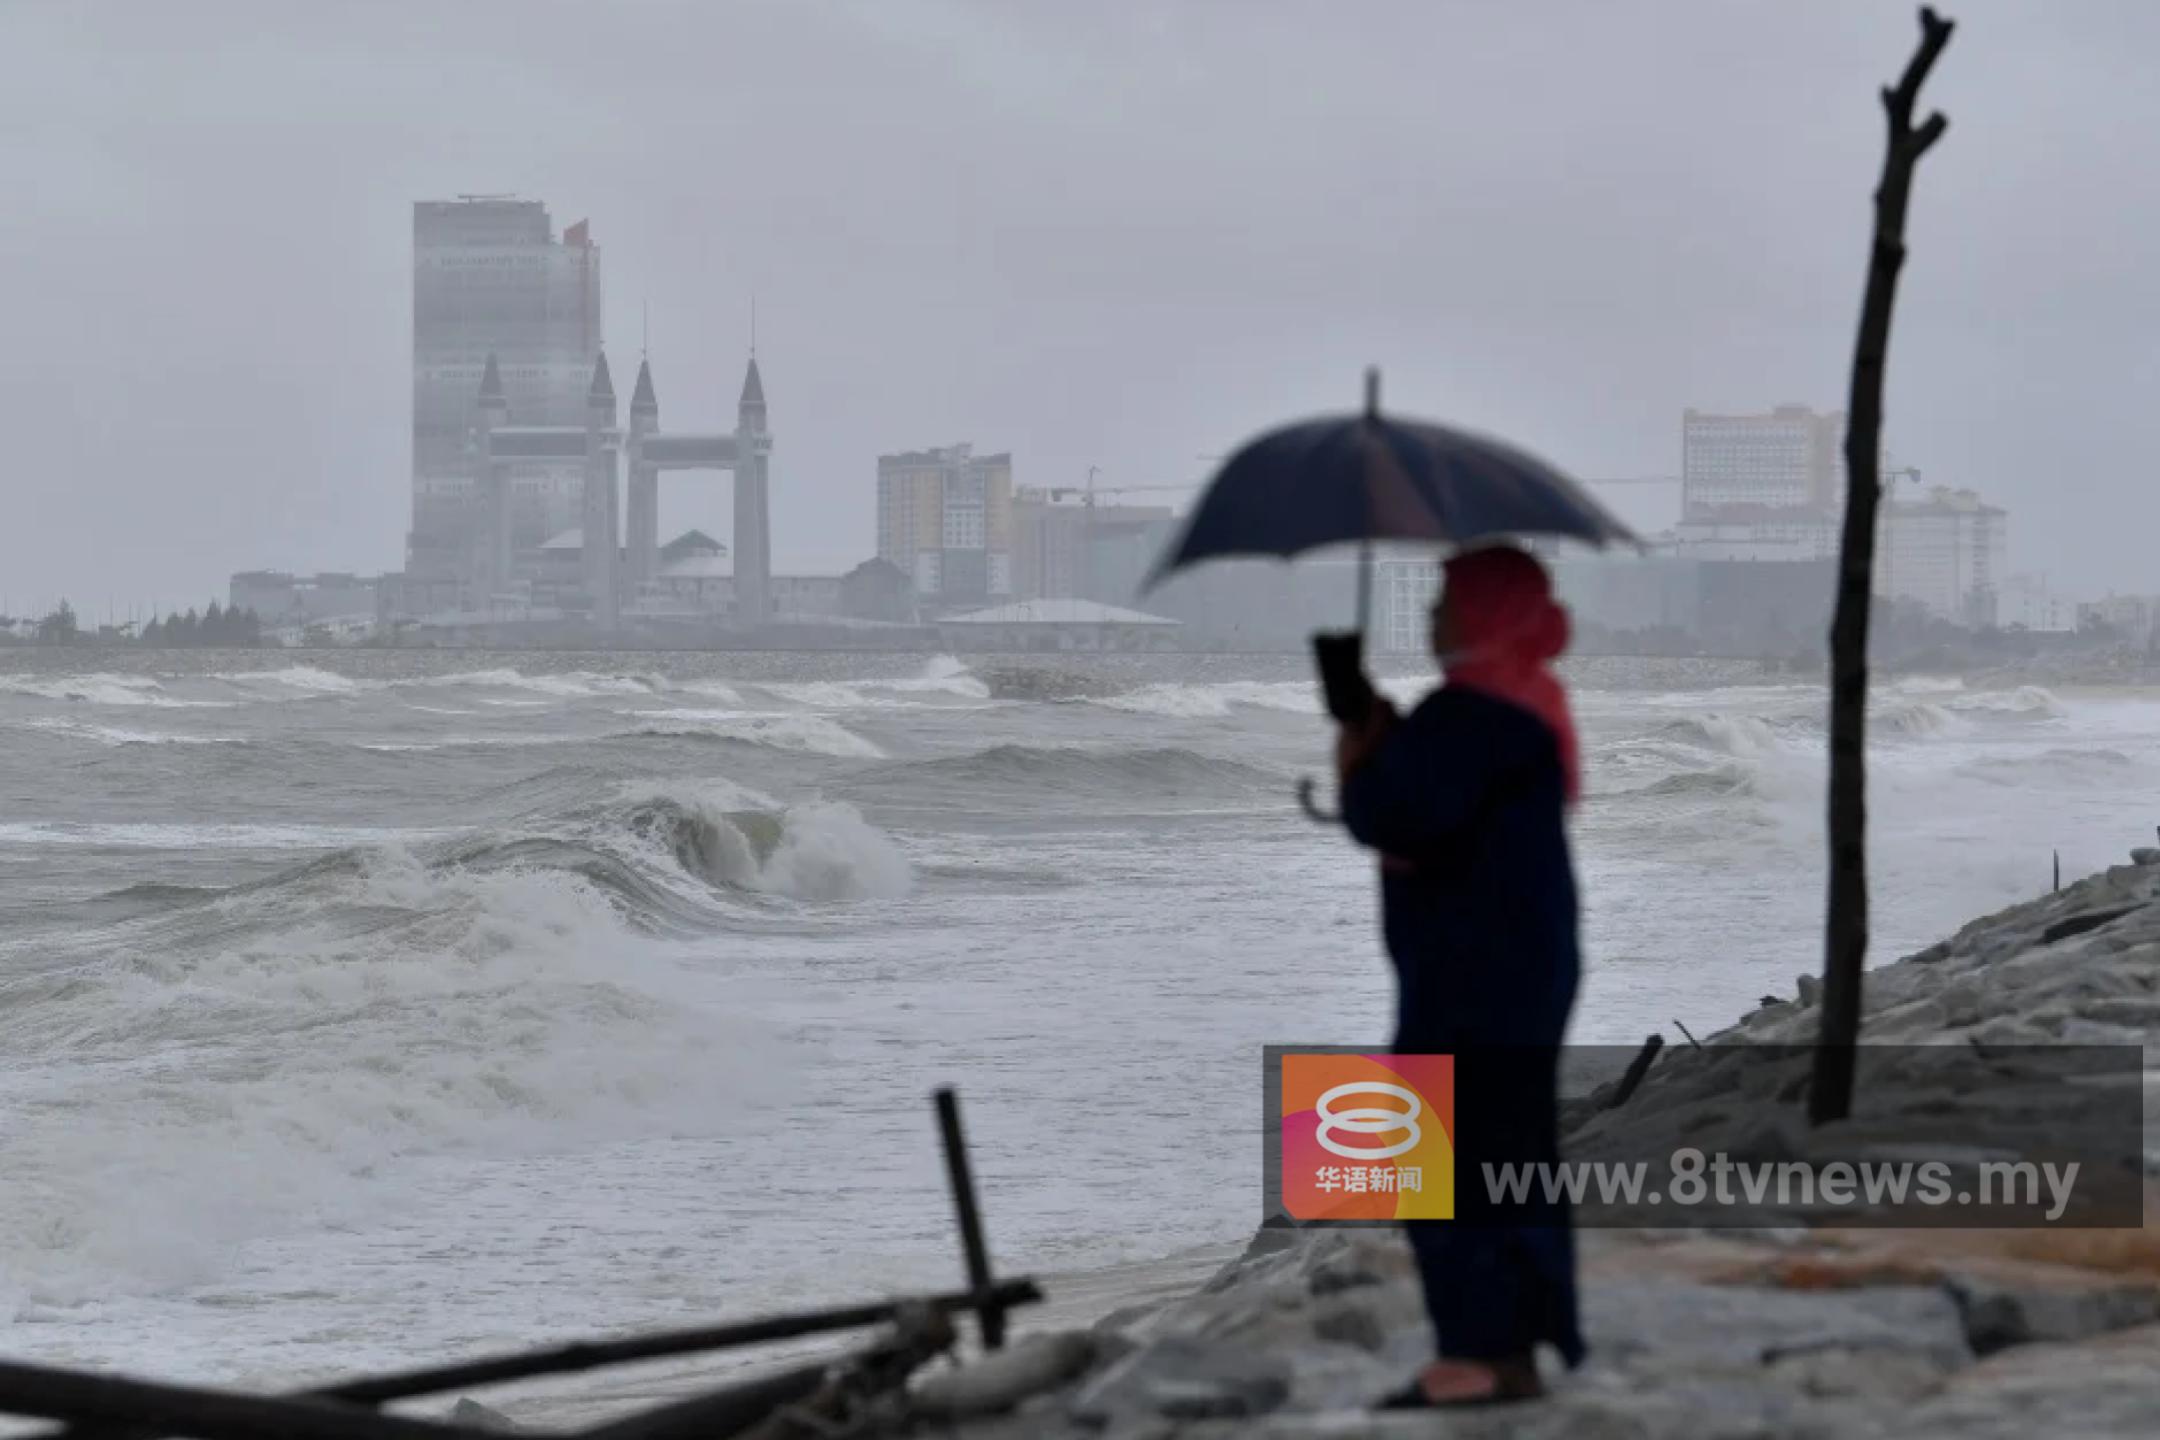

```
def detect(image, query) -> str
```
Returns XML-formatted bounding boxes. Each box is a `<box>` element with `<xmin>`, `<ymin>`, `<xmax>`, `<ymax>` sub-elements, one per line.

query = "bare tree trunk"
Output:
<box><xmin>1813</xmin><ymin>7</ymin><xmax>1955</xmax><ymax>1125</ymax></box>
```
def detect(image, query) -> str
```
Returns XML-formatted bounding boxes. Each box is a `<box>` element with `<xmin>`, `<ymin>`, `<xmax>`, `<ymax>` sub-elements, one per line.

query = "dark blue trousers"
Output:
<box><xmin>1397</xmin><ymin>1038</ymin><xmax>1585</xmax><ymax>1367</ymax></box>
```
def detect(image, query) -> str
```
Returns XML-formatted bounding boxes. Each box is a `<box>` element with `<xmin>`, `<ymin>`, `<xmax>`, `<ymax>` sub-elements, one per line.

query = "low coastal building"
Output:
<box><xmin>621</xmin><ymin>530</ymin><xmax>731</xmax><ymax>616</ymax></box>
<box><xmin>1086</xmin><ymin>535</ymin><xmax>1363</xmax><ymax>651</ymax></box>
<box><xmin>265</xmin><ymin>614</ymin><xmax>376</xmax><ymax>648</ymax></box>
<box><xmin>1666</xmin><ymin>506</ymin><xmax>1839</xmax><ymax>562</ymax></box>
<box><xmin>228</xmin><ymin>571</ymin><xmax>382</xmax><ymax>626</ymax></box>
<box><xmin>1369</xmin><ymin>549</ymin><xmax>1836</xmax><ymax>657</ymax></box>
<box><xmin>1997</xmin><ymin>574</ymin><xmax>2078</xmax><ymax>633</ymax></box>
<box><xmin>421</xmin><ymin>526</ymin><xmax>845</xmax><ymax>626</ymax></box>
<box><xmin>938</xmin><ymin>598</ymin><xmax>1180</xmax><ymax>652</ymax></box>
<box><xmin>771</xmin><ymin>575</ymin><xmax>842</xmax><ymax>619</ymax></box>
<box><xmin>840</xmin><ymin>558</ymin><xmax>915</xmax><ymax>623</ymax></box>
<box><xmin>1358</xmin><ymin>477</ymin><xmax>2006</xmax><ymax>656</ymax></box>
<box><xmin>2077</xmin><ymin>592</ymin><xmax>2160</xmax><ymax>643</ymax></box>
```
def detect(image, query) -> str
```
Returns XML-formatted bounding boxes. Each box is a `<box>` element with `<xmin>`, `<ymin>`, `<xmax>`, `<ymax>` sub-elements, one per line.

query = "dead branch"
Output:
<box><xmin>1813</xmin><ymin>7</ymin><xmax>1955</xmax><ymax>1125</ymax></box>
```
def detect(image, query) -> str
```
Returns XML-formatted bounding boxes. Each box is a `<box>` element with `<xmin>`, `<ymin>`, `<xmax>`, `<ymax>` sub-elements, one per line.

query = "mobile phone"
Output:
<box><xmin>1311</xmin><ymin>631</ymin><xmax>1376</xmax><ymax>727</ymax></box>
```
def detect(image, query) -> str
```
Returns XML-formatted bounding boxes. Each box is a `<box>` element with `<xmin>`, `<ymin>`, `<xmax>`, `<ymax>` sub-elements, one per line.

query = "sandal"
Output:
<box><xmin>1373</xmin><ymin>1356</ymin><xmax>1543</xmax><ymax>1410</ymax></box>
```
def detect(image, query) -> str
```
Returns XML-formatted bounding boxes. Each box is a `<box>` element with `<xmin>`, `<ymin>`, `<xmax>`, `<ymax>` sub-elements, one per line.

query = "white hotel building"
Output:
<box><xmin>1875</xmin><ymin>487</ymin><xmax>2007</xmax><ymax>625</ymax></box>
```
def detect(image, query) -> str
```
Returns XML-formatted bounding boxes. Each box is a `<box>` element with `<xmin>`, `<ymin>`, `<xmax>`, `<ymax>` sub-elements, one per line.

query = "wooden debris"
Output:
<box><xmin>1605</xmin><ymin>1033</ymin><xmax>1666</xmax><ymax>1109</ymax></box>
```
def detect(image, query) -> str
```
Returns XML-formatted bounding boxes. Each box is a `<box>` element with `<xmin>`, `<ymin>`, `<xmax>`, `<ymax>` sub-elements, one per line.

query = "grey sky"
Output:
<box><xmin>4</xmin><ymin>1</ymin><xmax>2157</xmax><ymax>617</ymax></box>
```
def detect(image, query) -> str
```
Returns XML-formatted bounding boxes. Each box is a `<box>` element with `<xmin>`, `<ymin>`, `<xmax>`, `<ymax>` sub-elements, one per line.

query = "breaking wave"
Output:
<box><xmin>1956</xmin><ymin>747</ymin><xmax>2137</xmax><ymax>786</ymax></box>
<box><xmin>373</xmin><ymin>779</ymin><xmax>916</xmax><ymax>911</ymax></box>
<box><xmin>208</xmin><ymin>665</ymin><xmax>366</xmax><ymax>696</ymax></box>
<box><xmin>1605</xmin><ymin>765</ymin><xmax>1758</xmax><ymax>801</ymax></box>
<box><xmin>1948</xmin><ymin>685</ymin><xmax>2065</xmax><ymax>720</ymax></box>
<box><xmin>0</xmin><ymin>673</ymin><xmax>229</xmax><ymax>708</ymax></box>
<box><xmin>0</xmin><ymin>820</ymin><xmax>434</xmax><ymax>849</ymax></box>
<box><xmin>624</xmin><ymin>709</ymin><xmax>885</xmax><ymax>758</ymax></box>
<box><xmin>411</xmin><ymin>668</ymin><xmax>665</xmax><ymax>699</ymax></box>
<box><xmin>1653</xmin><ymin>713</ymin><xmax>1788</xmax><ymax>756</ymax></box>
<box><xmin>618</xmin><ymin>792</ymin><xmax>911</xmax><ymax>902</ymax></box>
<box><xmin>1087</xmin><ymin>681</ymin><xmax>1319</xmax><ymax>719</ymax></box>
<box><xmin>1875</xmin><ymin>701</ymin><xmax>1963</xmax><ymax>738</ymax></box>
<box><xmin>1</xmin><ymin>661</ymin><xmax>999</xmax><ymax>722</ymax></box>
<box><xmin>977</xmin><ymin>667</ymin><xmax>1126</xmax><ymax>702</ymax></box>
<box><xmin>356</xmin><ymin>734</ymin><xmax>576</xmax><ymax>752</ymax></box>
<box><xmin>58</xmin><ymin>786</ymin><xmax>913</xmax><ymax>919</ymax></box>
<box><xmin>754</xmin><ymin>656</ymin><xmax>990</xmax><ymax>709</ymax></box>
<box><xmin>1655</xmin><ymin>698</ymin><xmax>1979</xmax><ymax>752</ymax></box>
<box><xmin>840</xmin><ymin>743</ymin><xmax>1280</xmax><ymax>807</ymax></box>
<box><xmin>17</xmin><ymin>718</ymin><xmax>250</xmax><ymax>747</ymax></box>
<box><xmin>5</xmin><ymin>667</ymin><xmax>377</xmax><ymax>709</ymax></box>
<box><xmin>897</xmin><ymin>653</ymin><xmax>986</xmax><ymax>694</ymax></box>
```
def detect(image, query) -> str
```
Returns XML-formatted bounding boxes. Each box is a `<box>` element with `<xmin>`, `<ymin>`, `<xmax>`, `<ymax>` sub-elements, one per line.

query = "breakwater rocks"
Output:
<box><xmin>1969</xmin><ymin>648</ymin><xmax>2160</xmax><ymax>688</ymax></box>
<box><xmin>909</xmin><ymin>858</ymin><xmax>2160</xmax><ymax>1437</ymax></box>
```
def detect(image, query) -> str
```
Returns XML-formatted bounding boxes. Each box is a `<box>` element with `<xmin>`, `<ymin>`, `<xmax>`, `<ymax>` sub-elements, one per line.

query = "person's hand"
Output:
<box><xmin>1334</xmin><ymin>696</ymin><xmax>1399</xmax><ymax>782</ymax></box>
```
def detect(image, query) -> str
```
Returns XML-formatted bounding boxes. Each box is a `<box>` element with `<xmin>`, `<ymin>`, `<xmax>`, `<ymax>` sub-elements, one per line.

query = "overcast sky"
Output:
<box><xmin>3</xmin><ymin>0</ymin><xmax>2157</xmax><ymax>617</ymax></box>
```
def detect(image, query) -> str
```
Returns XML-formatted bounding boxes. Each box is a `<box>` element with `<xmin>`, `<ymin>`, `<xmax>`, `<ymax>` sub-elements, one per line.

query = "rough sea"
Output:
<box><xmin>1</xmin><ymin>650</ymin><xmax>2152</xmax><ymax>1405</ymax></box>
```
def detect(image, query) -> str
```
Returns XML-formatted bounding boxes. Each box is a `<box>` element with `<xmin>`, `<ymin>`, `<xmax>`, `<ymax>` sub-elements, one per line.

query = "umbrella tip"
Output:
<box><xmin>1364</xmin><ymin>366</ymin><xmax>1380</xmax><ymax>421</ymax></box>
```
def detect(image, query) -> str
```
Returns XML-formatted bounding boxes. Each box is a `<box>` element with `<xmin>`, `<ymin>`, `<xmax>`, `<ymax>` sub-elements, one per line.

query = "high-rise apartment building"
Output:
<box><xmin>1681</xmin><ymin>405</ymin><xmax>1844</xmax><ymax>516</ymax></box>
<box><xmin>409</xmin><ymin>198</ymin><xmax>602</xmax><ymax>590</ymax></box>
<box><xmin>1877</xmin><ymin>486</ymin><xmax>2007</xmax><ymax>625</ymax></box>
<box><xmin>876</xmin><ymin>444</ymin><xmax>1013</xmax><ymax>605</ymax></box>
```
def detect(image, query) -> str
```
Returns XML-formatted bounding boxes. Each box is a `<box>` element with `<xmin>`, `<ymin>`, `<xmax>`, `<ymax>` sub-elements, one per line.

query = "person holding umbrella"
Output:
<box><xmin>1335</xmin><ymin>542</ymin><xmax>1586</xmax><ymax>1407</ymax></box>
<box><xmin>1149</xmin><ymin>372</ymin><xmax>1627</xmax><ymax>1408</ymax></box>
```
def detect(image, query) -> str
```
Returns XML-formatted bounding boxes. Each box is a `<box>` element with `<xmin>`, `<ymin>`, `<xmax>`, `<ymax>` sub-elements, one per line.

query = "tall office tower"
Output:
<box><xmin>408</xmin><ymin>198</ymin><xmax>602</xmax><ymax>603</ymax></box>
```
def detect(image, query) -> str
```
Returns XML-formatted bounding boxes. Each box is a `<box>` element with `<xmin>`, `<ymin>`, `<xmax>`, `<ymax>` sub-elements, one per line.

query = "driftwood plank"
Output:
<box><xmin>0</xmin><ymin>1361</ymin><xmax>484</xmax><ymax>1440</ymax></box>
<box><xmin>320</xmin><ymin>1279</ymin><xmax>1039</xmax><ymax>1404</ymax></box>
<box><xmin>35</xmin><ymin>1278</ymin><xmax>1041</xmax><ymax>1440</ymax></box>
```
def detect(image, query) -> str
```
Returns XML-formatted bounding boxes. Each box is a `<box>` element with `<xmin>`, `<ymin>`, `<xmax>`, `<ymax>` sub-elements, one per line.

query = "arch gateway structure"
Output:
<box><xmin>471</xmin><ymin>349</ymin><xmax>773</xmax><ymax>626</ymax></box>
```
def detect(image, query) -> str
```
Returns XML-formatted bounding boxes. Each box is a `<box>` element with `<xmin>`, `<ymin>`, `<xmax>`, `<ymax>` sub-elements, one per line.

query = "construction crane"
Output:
<box><xmin>1035</xmin><ymin>466</ymin><xmax>1926</xmax><ymax>509</ymax></box>
<box><xmin>1581</xmin><ymin>468</ymin><xmax>1923</xmax><ymax>491</ymax></box>
<box><xmin>1040</xmin><ymin>482</ymin><xmax>1197</xmax><ymax>507</ymax></box>
<box><xmin>1034</xmin><ymin>465</ymin><xmax>1202</xmax><ymax>508</ymax></box>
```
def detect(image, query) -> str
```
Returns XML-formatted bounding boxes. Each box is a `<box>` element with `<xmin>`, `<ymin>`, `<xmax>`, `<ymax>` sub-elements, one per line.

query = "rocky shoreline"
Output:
<box><xmin>889</xmin><ymin>857</ymin><xmax>2160</xmax><ymax>1438</ymax></box>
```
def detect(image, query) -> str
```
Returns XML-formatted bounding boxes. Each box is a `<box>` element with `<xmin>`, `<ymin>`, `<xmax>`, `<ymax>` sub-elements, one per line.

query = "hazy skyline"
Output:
<box><xmin>5</xmin><ymin>0</ymin><xmax>2158</xmax><ymax>614</ymax></box>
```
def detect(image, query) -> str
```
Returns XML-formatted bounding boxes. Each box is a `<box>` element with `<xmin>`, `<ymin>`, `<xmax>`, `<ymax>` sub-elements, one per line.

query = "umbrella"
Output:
<box><xmin>1146</xmin><ymin>368</ymin><xmax>1636</xmax><ymax>632</ymax></box>
<box><xmin>1146</xmin><ymin>368</ymin><xmax>1635</xmax><ymax>824</ymax></box>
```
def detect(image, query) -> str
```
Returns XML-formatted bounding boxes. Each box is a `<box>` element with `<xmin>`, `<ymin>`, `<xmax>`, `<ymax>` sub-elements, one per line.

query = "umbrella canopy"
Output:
<box><xmin>1147</xmin><ymin>371</ymin><xmax>1635</xmax><ymax>606</ymax></box>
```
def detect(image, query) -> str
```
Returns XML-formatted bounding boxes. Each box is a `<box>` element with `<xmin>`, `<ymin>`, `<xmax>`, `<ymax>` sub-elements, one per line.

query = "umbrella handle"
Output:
<box><xmin>1295</xmin><ymin>776</ymin><xmax>1342</xmax><ymax>825</ymax></box>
